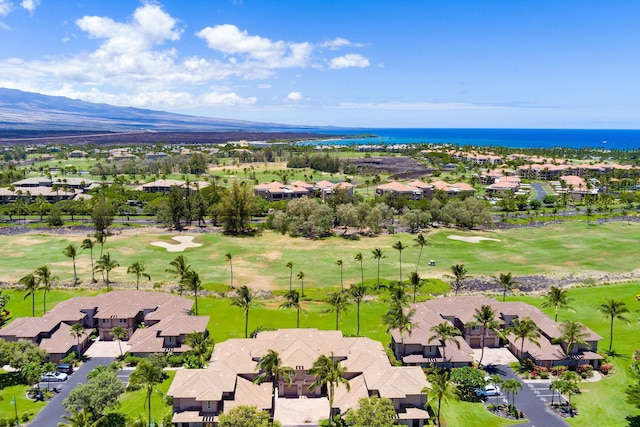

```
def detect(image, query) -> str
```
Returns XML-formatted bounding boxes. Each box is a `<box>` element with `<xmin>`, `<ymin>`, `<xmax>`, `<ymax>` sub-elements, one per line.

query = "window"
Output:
<box><xmin>102</xmin><ymin>319</ymin><xmax>109</xmax><ymax>324</ymax></box>
<box><xmin>471</xmin><ymin>325</ymin><xmax>481</xmax><ymax>331</ymax></box>
<box><xmin>206</xmin><ymin>401</ymin><xmax>211</xmax><ymax>410</ymax></box>
<box><xmin>118</xmin><ymin>319</ymin><xmax>127</xmax><ymax>324</ymax></box>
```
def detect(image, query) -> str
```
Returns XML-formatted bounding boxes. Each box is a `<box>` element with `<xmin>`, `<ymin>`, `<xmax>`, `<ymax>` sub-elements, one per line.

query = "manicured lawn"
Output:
<box><xmin>115</xmin><ymin>370</ymin><xmax>175</xmax><ymax>425</ymax></box>
<box><xmin>507</xmin><ymin>282</ymin><xmax>640</xmax><ymax>427</ymax></box>
<box><xmin>438</xmin><ymin>399</ymin><xmax>526</xmax><ymax>427</ymax></box>
<box><xmin>0</xmin><ymin>370</ymin><xmax>47</xmax><ymax>423</ymax></box>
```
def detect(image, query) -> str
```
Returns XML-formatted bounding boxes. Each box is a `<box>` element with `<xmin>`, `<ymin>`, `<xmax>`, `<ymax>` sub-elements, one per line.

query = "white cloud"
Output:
<box><xmin>0</xmin><ymin>0</ymin><xmax>12</xmax><ymax>16</ymax></box>
<box><xmin>202</xmin><ymin>91</ymin><xmax>257</xmax><ymax>106</ymax></box>
<box><xmin>321</xmin><ymin>37</ymin><xmax>361</xmax><ymax>50</ymax></box>
<box><xmin>329</xmin><ymin>54</ymin><xmax>370</xmax><ymax>69</ymax></box>
<box><xmin>287</xmin><ymin>91</ymin><xmax>303</xmax><ymax>101</ymax></box>
<box><xmin>197</xmin><ymin>24</ymin><xmax>313</xmax><ymax>68</ymax></box>
<box><xmin>21</xmin><ymin>0</ymin><xmax>39</xmax><ymax>14</ymax></box>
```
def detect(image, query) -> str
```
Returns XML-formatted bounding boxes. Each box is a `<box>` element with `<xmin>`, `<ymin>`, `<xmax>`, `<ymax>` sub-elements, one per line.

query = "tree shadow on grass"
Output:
<box><xmin>606</xmin><ymin>349</ymin><xmax>630</xmax><ymax>359</ymax></box>
<box><xmin>0</xmin><ymin>371</ymin><xmax>25</xmax><ymax>389</ymax></box>
<box><xmin>626</xmin><ymin>415</ymin><xmax>640</xmax><ymax>427</ymax></box>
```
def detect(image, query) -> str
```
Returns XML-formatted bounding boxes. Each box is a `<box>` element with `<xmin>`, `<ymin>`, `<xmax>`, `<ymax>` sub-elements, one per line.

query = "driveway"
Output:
<box><xmin>482</xmin><ymin>364</ymin><xmax>569</xmax><ymax>427</ymax></box>
<box><xmin>473</xmin><ymin>347</ymin><xmax>518</xmax><ymax>365</ymax></box>
<box><xmin>28</xmin><ymin>357</ymin><xmax>115</xmax><ymax>427</ymax></box>
<box><xmin>531</xmin><ymin>183</ymin><xmax>547</xmax><ymax>201</ymax></box>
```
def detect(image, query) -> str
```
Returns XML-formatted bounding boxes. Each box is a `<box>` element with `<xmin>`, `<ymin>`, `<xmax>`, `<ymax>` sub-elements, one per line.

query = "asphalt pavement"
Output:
<box><xmin>483</xmin><ymin>364</ymin><xmax>570</xmax><ymax>427</ymax></box>
<box><xmin>530</xmin><ymin>183</ymin><xmax>547</xmax><ymax>201</ymax></box>
<box><xmin>28</xmin><ymin>357</ymin><xmax>115</xmax><ymax>427</ymax></box>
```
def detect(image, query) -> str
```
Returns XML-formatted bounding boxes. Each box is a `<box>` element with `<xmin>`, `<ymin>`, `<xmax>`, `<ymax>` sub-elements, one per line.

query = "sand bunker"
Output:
<box><xmin>448</xmin><ymin>235</ymin><xmax>501</xmax><ymax>244</ymax></box>
<box><xmin>151</xmin><ymin>236</ymin><xmax>202</xmax><ymax>252</ymax></box>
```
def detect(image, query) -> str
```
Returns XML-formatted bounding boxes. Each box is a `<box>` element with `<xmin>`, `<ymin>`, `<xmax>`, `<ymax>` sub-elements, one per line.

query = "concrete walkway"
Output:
<box><xmin>28</xmin><ymin>357</ymin><xmax>115</xmax><ymax>427</ymax></box>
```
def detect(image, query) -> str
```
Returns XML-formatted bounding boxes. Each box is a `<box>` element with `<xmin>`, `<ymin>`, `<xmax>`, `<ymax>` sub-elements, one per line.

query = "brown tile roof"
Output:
<box><xmin>168</xmin><ymin>369</ymin><xmax>237</xmax><ymax>401</ymax></box>
<box><xmin>39</xmin><ymin>323</ymin><xmax>92</xmax><ymax>355</ymax></box>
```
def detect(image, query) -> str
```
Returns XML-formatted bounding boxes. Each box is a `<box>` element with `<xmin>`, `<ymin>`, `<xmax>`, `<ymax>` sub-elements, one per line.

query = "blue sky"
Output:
<box><xmin>1</xmin><ymin>0</ymin><xmax>639</xmax><ymax>128</ymax></box>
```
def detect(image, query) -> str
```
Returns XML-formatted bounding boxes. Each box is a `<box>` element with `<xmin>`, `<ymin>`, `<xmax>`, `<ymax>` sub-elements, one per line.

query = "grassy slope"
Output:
<box><xmin>116</xmin><ymin>370</ymin><xmax>175</xmax><ymax>425</ymax></box>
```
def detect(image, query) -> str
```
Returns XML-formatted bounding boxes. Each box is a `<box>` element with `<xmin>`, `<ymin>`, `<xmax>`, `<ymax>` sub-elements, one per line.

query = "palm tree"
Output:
<box><xmin>336</xmin><ymin>259</ymin><xmax>344</xmax><ymax>291</ymax></box>
<box><xmin>19</xmin><ymin>273</ymin><xmax>38</xmax><ymax>316</ymax></box>
<box><xmin>349</xmin><ymin>283</ymin><xmax>367</xmax><ymax>336</ymax></box>
<box><xmin>81</xmin><ymin>238</ymin><xmax>97</xmax><ymax>283</ymax></box>
<box><xmin>509</xmin><ymin>317</ymin><xmax>541</xmax><ymax>364</ymax></box>
<box><xmin>297</xmin><ymin>271</ymin><xmax>305</xmax><ymax>297</ymax></box>
<box><xmin>388</xmin><ymin>281</ymin><xmax>410</xmax><ymax>308</ymax></box>
<box><xmin>424</xmin><ymin>368</ymin><xmax>459</xmax><ymax>426</ymax></box>
<box><xmin>472</xmin><ymin>304</ymin><xmax>499</xmax><ymax>366</ymax></box>
<box><xmin>597</xmin><ymin>298</ymin><xmax>630</xmax><ymax>353</ymax></box>
<box><xmin>181</xmin><ymin>270</ymin><xmax>202</xmax><ymax>315</ymax></box>
<box><xmin>383</xmin><ymin>304</ymin><xmax>415</xmax><ymax>356</ymax></box>
<box><xmin>496</xmin><ymin>272</ymin><xmax>518</xmax><ymax>302</ymax></box>
<box><xmin>111</xmin><ymin>326</ymin><xmax>127</xmax><ymax>356</ymax></box>
<box><xmin>501</xmin><ymin>378</ymin><xmax>523</xmax><ymax>407</ymax></box>
<box><xmin>559</xmin><ymin>320</ymin><xmax>590</xmax><ymax>356</ymax></box>
<box><xmin>63</xmin><ymin>244</ymin><xmax>79</xmax><ymax>285</ymax></box>
<box><xmin>225</xmin><ymin>252</ymin><xmax>234</xmax><ymax>289</ymax></box>
<box><xmin>446</xmin><ymin>264</ymin><xmax>468</xmax><ymax>296</ymax></box>
<box><xmin>127</xmin><ymin>262</ymin><xmax>150</xmax><ymax>291</ymax></box>
<box><xmin>371</xmin><ymin>248</ymin><xmax>386</xmax><ymax>290</ymax></box>
<box><xmin>95</xmin><ymin>252</ymin><xmax>119</xmax><ymax>291</ymax></box>
<box><xmin>308</xmin><ymin>353</ymin><xmax>350</xmax><ymax>427</ymax></box>
<box><xmin>95</xmin><ymin>231</ymin><xmax>107</xmax><ymax>258</ymax></box>
<box><xmin>392</xmin><ymin>241</ymin><xmax>407</xmax><ymax>283</ymax></box>
<box><xmin>428</xmin><ymin>322</ymin><xmax>462</xmax><ymax>363</ymax></box>
<box><xmin>58</xmin><ymin>408</ymin><xmax>108</xmax><ymax>427</ymax></box>
<box><xmin>413</xmin><ymin>233</ymin><xmax>430</xmax><ymax>273</ymax></box>
<box><xmin>285</xmin><ymin>261</ymin><xmax>293</xmax><ymax>291</ymax></box>
<box><xmin>70</xmin><ymin>322</ymin><xmax>87</xmax><ymax>359</ymax></box>
<box><xmin>322</xmin><ymin>291</ymin><xmax>351</xmax><ymax>331</ymax></box>
<box><xmin>231</xmin><ymin>285</ymin><xmax>257</xmax><ymax>338</ymax></box>
<box><xmin>541</xmin><ymin>286</ymin><xmax>575</xmax><ymax>321</ymax></box>
<box><xmin>129</xmin><ymin>359</ymin><xmax>166</xmax><ymax>427</ymax></box>
<box><xmin>354</xmin><ymin>252</ymin><xmax>364</xmax><ymax>286</ymax></box>
<box><xmin>408</xmin><ymin>271</ymin><xmax>423</xmax><ymax>303</ymax></box>
<box><xmin>488</xmin><ymin>374</ymin><xmax>504</xmax><ymax>405</ymax></box>
<box><xmin>254</xmin><ymin>349</ymin><xmax>295</xmax><ymax>412</ymax></box>
<box><xmin>35</xmin><ymin>265</ymin><xmax>57</xmax><ymax>314</ymax></box>
<box><xmin>166</xmin><ymin>255</ymin><xmax>191</xmax><ymax>295</ymax></box>
<box><xmin>184</xmin><ymin>331</ymin><xmax>214</xmax><ymax>368</ymax></box>
<box><xmin>280</xmin><ymin>290</ymin><xmax>305</xmax><ymax>328</ymax></box>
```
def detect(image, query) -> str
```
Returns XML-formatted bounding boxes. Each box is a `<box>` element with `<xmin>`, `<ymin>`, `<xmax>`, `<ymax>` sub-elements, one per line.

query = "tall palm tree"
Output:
<box><xmin>231</xmin><ymin>285</ymin><xmax>258</xmax><ymax>338</ymax></box>
<box><xmin>280</xmin><ymin>290</ymin><xmax>305</xmax><ymax>328</ymax></box>
<box><xmin>509</xmin><ymin>317</ymin><xmax>541</xmax><ymax>364</ymax></box>
<box><xmin>181</xmin><ymin>270</ymin><xmax>202</xmax><ymax>315</ymax></box>
<box><xmin>353</xmin><ymin>252</ymin><xmax>364</xmax><ymax>286</ymax></box>
<box><xmin>19</xmin><ymin>273</ymin><xmax>38</xmax><ymax>316</ymax></box>
<box><xmin>35</xmin><ymin>265</ymin><xmax>57</xmax><ymax>314</ymax></box>
<box><xmin>63</xmin><ymin>244</ymin><xmax>79</xmax><ymax>285</ymax></box>
<box><xmin>428</xmin><ymin>322</ymin><xmax>462</xmax><ymax>363</ymax></box>
<box><xmin>371</xmin><ymin>248</ymin><xmax>386</xmax><ymax>290</ymax></box>
<box><xmin>166</xmin><ymin>255</ymin><xmax>191</xmax><ymax>295</ymax></box>
<box><xmin>111</xmin><ymin>326</ymin><xmax>127</xmax><ymax>356</ymax></box>
<box><xmin>57</xmin><ymin>408</ymin><xmax>108</xmax><ymax>427</ymax></box>
<box><xmin>127</xmin><ymin>262</ymin><xmax>150</xmax><ymax>291</ymax></box>
<box><xmin>297</xmin><ymin>271</ymin><xmax>305</xmax><ymax>297</ymax></box>
<box><xmin>81</xmin><ymin>238</ymin><xmax>97</xmax><ymax>283</ymax></box>
<box><xmin>95</xmin><ymin>252</ymin><xmax>119</xmax><ymax>291</ymax></box>
<box><xmin>129</xmin><ymin>359</ymin><xmax>166</xmax><ymax>427</ymax></box>
<box><xmin>408</xmin><ymin>271</ymin><xmax>423</xmax><ymax>303</ymax></box>
<box><xmin>95</xmin><ymin>231</ymin><xmax>107</xmax><ymax>258</ymax></box>
<box><xmin>387</xmin><ymin>281</ymin><xmax>410</xmax><ymax>308</ymax></box>
<box><xmin>424</xmin><ymin>368</ymin><xmax>459</xmax><ymax>427</ymax></box>
<box><xmin>597</xmin><ymin>299</ymin><xmax>630</xmax><ymax>353</ymax></box>
<box><xmin>541</xmin><ymin>286</ymin><xmax>575</xmax><ymax>321</ymax></box>
<box><xmin>559</xmin><ymin>320</ymin><xmax>590</xmax><ymax>356</ymax></box>
<box><xmin>308</xmin><ymin>353</ymin><xmax>350</xmax><ymax>427</ymax></box>
<box><xmin>184</xmin><ymin>331</ymin><xmax>214</xmax><ymax>368</ymax></box>
<box><xmin>413</xmin><ymin>233</ymin><xmax>430</xmax><ymax>273</ymax></box>
<box><xmin>322</xmin><ymin>291</ymin><xmax>351</xmax><ymax>331</ymax></box>
<box><xmin>383</xmin><ymin>304</ymin><xmax>415</xmax><ymax>356</ymax></box>
<box><xmin>285</xmin><ymin>261</ymin><xmax>293</xmax><ymax>291</ymax></box>
<box><xmin>446</xmin><ymin>264</ymin><xmax>468</xmax><ymax>296</ymax></box>
<box><xmin>254</xmin><ymin>349</ymin><xmax>295</xmax><ymax>412</ymax></box>
<box><xmin>501</xmin><ymin>378</ymin><xmax>523</xmax><ymax>407</ymax></box>
<box><xmin>70</xmin><ymin>322</ymin><xmax>87</xmax><ymax>359</ymax></box>
<box><xmin>472</xmin><ymin>304</ymin><xmax>499</xmax><ymax>366</ymax></box>
<box><xmin>224</xmin><ymin>252</ymin><xmax>234</xmax><ymax>288</ymax></box>
<box><xmin>349</xmin><ymin>283</ymin><xmax>367</xmax><ymax>336</ymax></box>
<box><xmin>336</xmin><ymin>259</ymin><xmax>344</xmax><ymax>291</ymax></box>
<box><xmin>392</xmin><ymin>241</ymin><xmax>407</xmax><ymax>283</ymax></box>
<box><xmin>496</xmin><ymin>272</ymin><xmax>518</xmax><ymax>302</ymax></box>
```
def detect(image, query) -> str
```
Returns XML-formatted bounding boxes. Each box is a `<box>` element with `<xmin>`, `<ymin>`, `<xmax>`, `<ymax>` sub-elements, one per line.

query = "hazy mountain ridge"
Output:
<box><xmin>0</xmin><ymin>88</ymin><xmax>301</xmax><ymax>131</ymax></box>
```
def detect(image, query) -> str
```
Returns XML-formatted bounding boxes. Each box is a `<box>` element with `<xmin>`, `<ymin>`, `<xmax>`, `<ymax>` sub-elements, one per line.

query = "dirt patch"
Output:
<box><xmin>448</xmin><ymin>235</ymin><xmax>501</xmax><ymax>243</ymax></box>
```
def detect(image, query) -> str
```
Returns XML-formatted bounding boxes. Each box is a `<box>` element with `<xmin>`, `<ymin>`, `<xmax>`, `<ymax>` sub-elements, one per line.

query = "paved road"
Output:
<box><xmin>530</xmin><ymin>183</ymin><xmax>547</xmax><ymax>201</ymax></box>
<box><xmin>483</xmin><ymin>364</ymin><xmax>570</xmax><ymax>427</ymax></box>
<box><xmin>29</xmin><ymin>357</ymin><xmax>115</xmax><ymax>427</ymax></box>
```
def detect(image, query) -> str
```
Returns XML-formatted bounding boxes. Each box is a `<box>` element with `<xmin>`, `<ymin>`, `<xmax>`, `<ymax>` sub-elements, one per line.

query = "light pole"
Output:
<box><xmin>10</xmin><ymin>395</ymin><xmax>18</xmax><ymax>426</ymax></box>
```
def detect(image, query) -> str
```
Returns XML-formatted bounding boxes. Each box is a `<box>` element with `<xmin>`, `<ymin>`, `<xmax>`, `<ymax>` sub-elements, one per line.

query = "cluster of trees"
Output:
<box><xmin>287</xmin><ymin>152</ymin><xmax>342</xmax><ymax>173</ymax></box>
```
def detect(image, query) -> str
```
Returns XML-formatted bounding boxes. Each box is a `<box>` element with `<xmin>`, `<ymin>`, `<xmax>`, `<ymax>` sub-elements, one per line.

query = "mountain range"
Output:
<box><xmin>0</xmin><ymin>88</ymin><xmax>309</xmax><ymax>132</ymax></box>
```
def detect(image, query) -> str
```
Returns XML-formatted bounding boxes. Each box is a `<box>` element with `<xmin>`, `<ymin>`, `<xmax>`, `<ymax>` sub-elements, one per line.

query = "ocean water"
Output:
<box><xmin>301</xmin><ymin>128</ymin><xmax>640</xmax><ymax>150</ymax></box>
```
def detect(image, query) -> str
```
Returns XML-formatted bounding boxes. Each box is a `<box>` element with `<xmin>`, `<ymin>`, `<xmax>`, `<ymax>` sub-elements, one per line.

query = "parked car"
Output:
<box><xmin>56</xmin><ymin>363</ymin><xmax>73</xmax><ymax>374</ymax></box>
<box><xmin>40</xmin><ymin>371</ymin><xmax>68</xmax><ymax>382</ymax></box>
<box><xmin>476</xmin><ymin>384</ymin><xmax>500</xmax><ymax>397</ymax></box>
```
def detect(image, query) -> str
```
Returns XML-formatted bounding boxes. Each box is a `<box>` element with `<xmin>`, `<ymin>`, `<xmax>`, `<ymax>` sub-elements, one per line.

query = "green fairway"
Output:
<box><xmin>1</xmin><ymin>221</ymin><xmax>639</xmax><ymax>291</ymax></box>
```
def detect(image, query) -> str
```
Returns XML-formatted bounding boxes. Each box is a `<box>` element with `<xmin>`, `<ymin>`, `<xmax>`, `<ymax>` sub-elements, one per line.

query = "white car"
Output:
<box><xmin>476</xmin><ymin>384</ymin><xmax>500</xmax><ymax>397</ymax></box>
<box><xmin>40</xmin><ymin>371</ymin><xmax>68</xmax><ymax>382</ymax></box>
